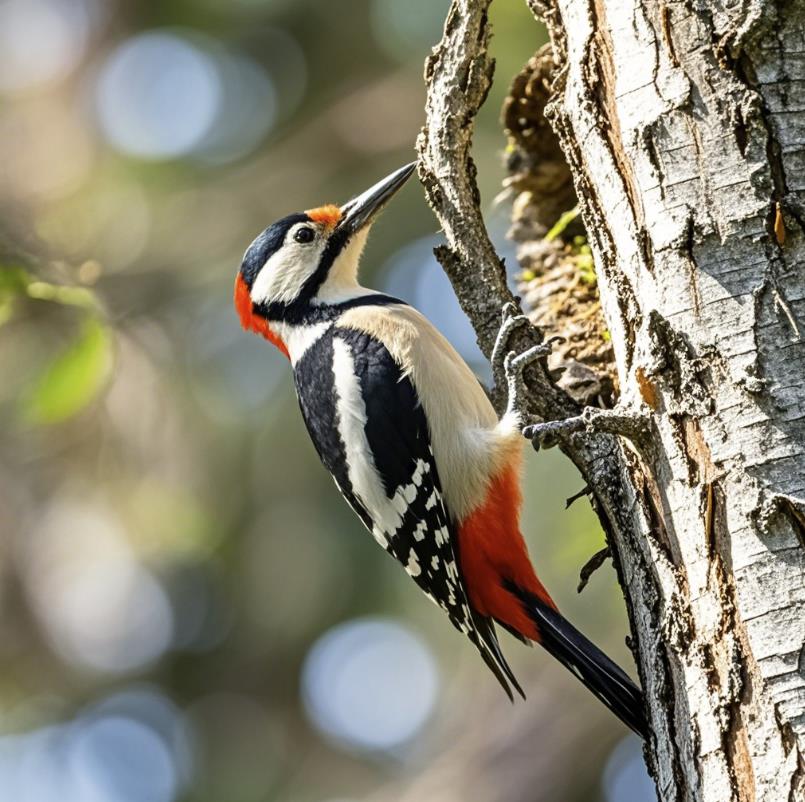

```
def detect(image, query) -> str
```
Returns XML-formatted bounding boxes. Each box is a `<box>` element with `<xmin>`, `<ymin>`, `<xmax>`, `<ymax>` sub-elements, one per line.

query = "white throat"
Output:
<box><xmin>314</xmin><ymin>227</ymin><xmax>371</xmax><ymax>304</ymax></box>
<box><xmin>273</xmin><ymin>321</ymin><xmax>332</xmax><ymax>366</ymax></box>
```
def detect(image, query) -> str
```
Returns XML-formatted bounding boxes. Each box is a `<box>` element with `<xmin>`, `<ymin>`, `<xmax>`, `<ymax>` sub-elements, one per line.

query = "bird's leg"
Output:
<box><xmin>502</xmin><ymin>340</ymin><xmax>558</xmax><ymax>422</ymax></box>
<box><xmin>491</xmin><ymin>303</ymin><xmax>530</xmax><ymax>395</ymax></box>
<box><xmin>491</xmin><ymin>303</ymin><xmax>649</xmax><ymax>450</ymax></box>
<box><xmin>493</xmin><ymin>302</ymin><xmax>565</xmax><ymax>426</ymax></box>
<box><xmin>523</xmin><ymin>406</ymin><xmax>651</xmax><ymax>450</ymax></box>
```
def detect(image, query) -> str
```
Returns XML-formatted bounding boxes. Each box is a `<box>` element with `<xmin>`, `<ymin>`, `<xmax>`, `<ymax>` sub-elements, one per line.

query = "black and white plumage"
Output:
<box><xmin>234</xmin><ymin>162</ymin><xmax>646</xmax><ymax>733</ymax></box>
<box><xmin>296</xmin><ymin>326</ymin><xmax>460</xmax><ymax>606</ymax></box>
<box><xmin>292</xmin><ymin>319</ymin><xmax>521</xmax><ymax>695</ymax></box>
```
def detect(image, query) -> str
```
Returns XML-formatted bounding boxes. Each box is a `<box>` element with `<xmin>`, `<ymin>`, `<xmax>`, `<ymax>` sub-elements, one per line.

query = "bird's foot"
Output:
<box><xmin>491</xmin><ymin>303</ymin><xmax>530</xmax><ymax>394</ymax></box>
<box><xmin>503</xmin><ymin>342</ymin><xmax>558</xmax><ymax>422</ymax></box>
<box><xmin>492</xmin><ymin>302</ymin><xmax>564</xmax><ymax>424</ymax></box>
<box><xmin>523</xmin><ymin>406</ymin><xmax>651</xmax><ymax>451</ymax></box>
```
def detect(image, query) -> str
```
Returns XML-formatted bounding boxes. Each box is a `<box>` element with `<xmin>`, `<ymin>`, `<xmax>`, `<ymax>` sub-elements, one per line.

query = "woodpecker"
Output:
<box><xmin>234</xmin><ymin>162</ymin><xmax>646</xmax><ymax>737</ymax></box>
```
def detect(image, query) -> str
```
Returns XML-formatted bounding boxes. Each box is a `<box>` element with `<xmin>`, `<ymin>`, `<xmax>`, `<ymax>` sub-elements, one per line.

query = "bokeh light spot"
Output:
<box><xmin>0</xmin><ymin>0</ymin><xmax>96</xmax><ymax>94</ymax></box>
<box><xmin>23</xmin><ymin>501</ymin><xmax>173</xmax><ymax>674</ymax></box>
<box><xmin>87</xmin><ymin>687</ymin><xmax>194</xmax><ymax>789</ymax></box>
<box><xmin>96</xmin><ymin>31</ymin><xmax>221</xmax><ymax>160</ymax></box>
<box><xmin>94</xmin><ymin>29</ymin><xmax>289</xmax><ymax>163</ymax></box>
<box><xmin>0</xmin><ymin>688</ymin><xmax>189</xmax><ymax>802</ymax></box>
<box><xmin>70</xmin><ymin>717</ymin><xmax>177</xmax><ymax>802</ymax></box>
<box><xmin>301</xmin><ymin>618</ymin><xmax>439</xmax><ymax>754</ymax></box>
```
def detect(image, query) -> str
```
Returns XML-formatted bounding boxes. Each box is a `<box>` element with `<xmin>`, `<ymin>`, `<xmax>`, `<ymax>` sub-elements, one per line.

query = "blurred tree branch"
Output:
<box><xmin>416</xmin><ymin>1</ymin><xmax>805</xmax><ymax>800</ymax></box>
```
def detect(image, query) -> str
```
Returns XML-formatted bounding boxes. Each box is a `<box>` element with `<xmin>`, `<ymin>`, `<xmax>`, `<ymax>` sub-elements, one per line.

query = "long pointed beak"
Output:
<box><xmin>338</xmin><ymin>162</ymin><xmax>417</xmax><ymax>235</ymax></box>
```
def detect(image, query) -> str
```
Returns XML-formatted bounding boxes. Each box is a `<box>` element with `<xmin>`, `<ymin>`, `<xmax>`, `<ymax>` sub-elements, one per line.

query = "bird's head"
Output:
<box><xmin>234</xmin><ymin>162</ymin><xmax>416</xmax><ymax>350</ymax></box>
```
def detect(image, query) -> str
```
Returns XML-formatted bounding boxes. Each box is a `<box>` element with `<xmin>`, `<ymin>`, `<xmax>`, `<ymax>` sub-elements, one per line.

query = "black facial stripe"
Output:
<box><xmin>240</xmin><ymin>212</ymin><xmax>310</xmax><ymax>288</ymax></box>
<box><xmin>255</xmin><ymin>293</ymin><xmax>408</xmax><ymax>326</ymax></box>
<box><xmin>296</xmin><ymin>225</ymin><xmax>350</xmax><ymax>301</ymax></box>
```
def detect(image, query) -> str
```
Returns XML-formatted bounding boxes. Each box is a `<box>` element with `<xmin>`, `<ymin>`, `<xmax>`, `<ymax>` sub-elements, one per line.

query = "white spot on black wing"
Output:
<box><xmin>329</xmin><ymin>328</ymin><xmax>476</xmax><ymax>635</ymax></box>
<box><xmin>294</xmin><ymin>325</ymin><xmax>522</xmax><ymax>699</ymax></box>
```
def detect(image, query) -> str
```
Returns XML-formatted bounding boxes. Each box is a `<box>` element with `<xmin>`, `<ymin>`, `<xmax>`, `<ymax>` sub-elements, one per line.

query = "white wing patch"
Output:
<box><xmin>332</xmin><ymin>338</ymin><xmax>402</xmax><ymax>535</ymax></box>
<box><xmin>331</xmin><ymin>336</ymin><xmax>471</xmax><ymax>630</ymax></box>
<box><xmin>332</xmin><ymin>337</ymin><xmax>433</xmax><ymax>542</ymax></box>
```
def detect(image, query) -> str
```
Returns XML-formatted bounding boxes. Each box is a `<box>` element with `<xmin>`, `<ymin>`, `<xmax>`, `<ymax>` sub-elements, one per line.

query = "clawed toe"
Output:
<box><xmin>523</xmin><ymin>406</ymin><xmax>652</xmax><ymax>450</ymax></box>
<box><xmin>522</xmin><ymin>417</ymin><xmax>585</xmax><ymax>450</ymax></box>
<box><xmin>492</xmin><ymin>303</ymin><xmax>532</xmax><ymax>392</ymax></box>
<box><xmin>493</xmin><ymin>301</ymin><xmax>567</xmax><ymax>423</ymax></box>
<box><xmin>510</xmin><ymin>335</ymin><xmax>563</xmax><ymax>370</ymax></box>
<box><xmin>501</xmin><ymin>301</ymin><xmax>524</xmax><ymax>325</ymax></box>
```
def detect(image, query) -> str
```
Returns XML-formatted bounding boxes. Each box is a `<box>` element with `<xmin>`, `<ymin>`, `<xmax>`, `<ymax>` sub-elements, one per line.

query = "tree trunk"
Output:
<box><xmin>417</xmin><ymin>1</ymin><xmax>805</xmax><ymax>800</ymax></box>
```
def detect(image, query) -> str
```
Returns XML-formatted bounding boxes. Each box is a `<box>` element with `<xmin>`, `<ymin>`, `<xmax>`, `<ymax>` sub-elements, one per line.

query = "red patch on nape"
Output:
<box><xmin>234</xmin><ymin>274</ymin><xmax>289</xmax><ymax>359</ymax></box>
<box><xmin>306</xmin><ymin>204</ymin><xmax>342</xmax><ymax>229</ymax></box>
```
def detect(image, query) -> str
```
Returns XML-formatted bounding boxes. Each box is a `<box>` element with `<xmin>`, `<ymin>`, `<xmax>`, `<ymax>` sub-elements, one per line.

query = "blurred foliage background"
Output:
<box><xmin>0</xmin><ymin>1</ymin><xmax>652</xmax><ymax>800</ymax></box>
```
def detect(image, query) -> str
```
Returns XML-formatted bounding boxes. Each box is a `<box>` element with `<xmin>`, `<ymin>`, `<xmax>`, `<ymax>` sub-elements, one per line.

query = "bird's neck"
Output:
<box><xmin>263</xmin><ymin>290</ymin><xmax>408</xmax><ymax>364</ymax></box>
<box><xmin>313</xmin><ymin>282</ymin><xmax>381</xmax><ymax>307</ymax></box>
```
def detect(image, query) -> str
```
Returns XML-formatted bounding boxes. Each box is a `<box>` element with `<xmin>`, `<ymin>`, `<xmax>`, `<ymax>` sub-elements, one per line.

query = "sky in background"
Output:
<box><xmin>0</xmin><ymin>1</ymin><xmax>652</xmax><ymax>800</ymax></box>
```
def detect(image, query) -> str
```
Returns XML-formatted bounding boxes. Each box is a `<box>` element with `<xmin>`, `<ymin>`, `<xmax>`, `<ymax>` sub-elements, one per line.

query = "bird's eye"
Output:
<box><xmin>294</xmin><ymin>227</ymin><xmax>315</xmax><ymax>244</ymax></box>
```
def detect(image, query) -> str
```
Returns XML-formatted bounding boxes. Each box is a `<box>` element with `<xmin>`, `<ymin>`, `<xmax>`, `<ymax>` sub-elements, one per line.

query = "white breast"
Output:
<box><xmin>273</xmin><ymin>321</ymin><xmax>331</xmax><ymax>366</ymax></box>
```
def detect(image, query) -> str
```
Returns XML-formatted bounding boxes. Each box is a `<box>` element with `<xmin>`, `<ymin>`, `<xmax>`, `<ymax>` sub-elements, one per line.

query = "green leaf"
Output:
<box><xmin>545</xmin><ymin>206</ymin><xmax>580</xmax><ymax>242</ymax></box>
<box><xmin>24</xmin><ymin>318</ymin><xmax>113</xmax><ymax>424</ymax></box>
<box><xmin>0</xmin><ymin>266</ymin><xmax>101</xmax><ymax>328</ymax></box>
<box><xmin>26</xmin><ymin>280</ymin><xmax>99</xmax><ymax>310</ymax></box>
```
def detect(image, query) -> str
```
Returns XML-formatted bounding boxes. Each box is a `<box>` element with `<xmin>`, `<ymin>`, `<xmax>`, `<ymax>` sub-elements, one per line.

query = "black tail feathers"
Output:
<box><xmin>506</xmin><ymin>581</ymin><xmax>647</xmax><ymax>738</ymax></box>
<box><xmin>470</xmin><ymin>610</ymin><xmax>526</xmax><ymax>702</ymax></box>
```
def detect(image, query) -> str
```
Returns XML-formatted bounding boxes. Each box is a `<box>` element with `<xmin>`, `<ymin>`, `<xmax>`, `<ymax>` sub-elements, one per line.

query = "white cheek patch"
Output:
<box><xmin>250</xmin><ymin>239</ymin><xmax>326</xmax><ymax>306</ymax></box>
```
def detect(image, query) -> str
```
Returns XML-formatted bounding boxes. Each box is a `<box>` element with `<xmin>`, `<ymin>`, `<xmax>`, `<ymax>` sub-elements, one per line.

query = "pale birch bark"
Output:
<box><xmin>416</xmin><ymin>1</ymin><xmax>805</xmax><ymax>800</ymax></box>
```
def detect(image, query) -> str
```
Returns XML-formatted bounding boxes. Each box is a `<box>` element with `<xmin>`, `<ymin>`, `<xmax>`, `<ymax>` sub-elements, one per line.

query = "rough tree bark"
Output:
<box><xmin>416</xmin><ymin>1</ymin><xmax>805</xmax><ymax>801</ymax></box>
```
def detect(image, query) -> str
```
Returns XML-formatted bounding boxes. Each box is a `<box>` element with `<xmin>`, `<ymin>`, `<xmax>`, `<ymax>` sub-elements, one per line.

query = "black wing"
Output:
<box><xmin>293</xmin><ymin>325</ymin><xmax>522</xmax><ymax>699</ymax></box>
